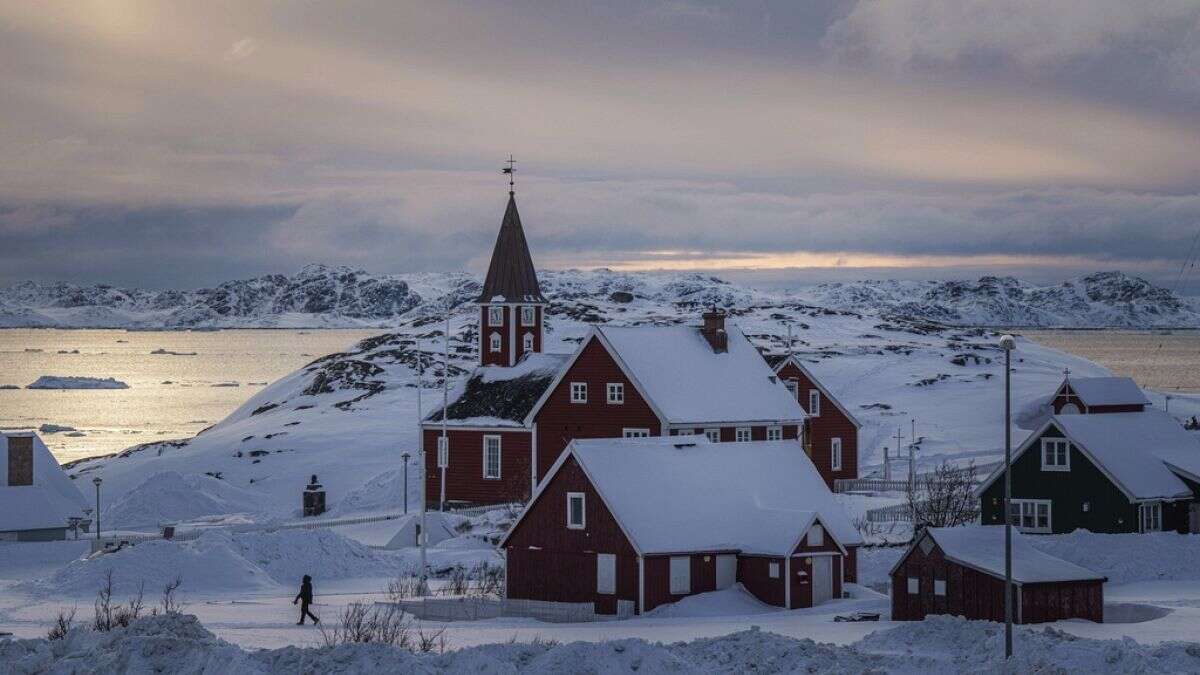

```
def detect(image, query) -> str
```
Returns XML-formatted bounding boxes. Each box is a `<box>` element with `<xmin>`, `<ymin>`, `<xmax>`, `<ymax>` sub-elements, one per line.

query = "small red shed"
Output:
<box><xmin>891</xmin><ymin>526</ymin><xmax>1105</xmax><ymax>624</ymax></box>
<box><xmin>501</xmin><ymin>436</ymin><xmax>863</xmax><ymax>615</ymax></box>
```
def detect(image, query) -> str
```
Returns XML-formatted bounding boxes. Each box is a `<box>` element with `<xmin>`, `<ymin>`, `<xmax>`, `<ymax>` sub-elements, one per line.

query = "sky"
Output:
<box><xmin>3</xmin><ymin>1</ymin><xmax>1200</xmax><ymax>291</ymax></box>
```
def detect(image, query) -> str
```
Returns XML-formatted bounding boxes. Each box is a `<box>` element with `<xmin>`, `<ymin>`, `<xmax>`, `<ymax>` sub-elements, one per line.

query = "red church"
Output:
<box><xmin>1049</xmin><ymin>374</ymin><xmax>1149</xmax><ymax>415</ymax></box>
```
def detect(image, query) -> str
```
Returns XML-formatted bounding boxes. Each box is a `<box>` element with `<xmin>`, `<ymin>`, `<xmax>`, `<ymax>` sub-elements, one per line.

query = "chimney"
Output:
<box><xmin>700</xmin><ymin>308</ymin><xmax>728</xmax><ymax>353</ymax></box>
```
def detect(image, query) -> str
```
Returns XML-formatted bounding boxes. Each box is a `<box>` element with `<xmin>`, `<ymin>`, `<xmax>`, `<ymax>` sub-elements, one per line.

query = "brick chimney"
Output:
<box><xmin>700</xmin><ymin>308</ymin><xmax>728</xmax><ymax>353</ymax></box>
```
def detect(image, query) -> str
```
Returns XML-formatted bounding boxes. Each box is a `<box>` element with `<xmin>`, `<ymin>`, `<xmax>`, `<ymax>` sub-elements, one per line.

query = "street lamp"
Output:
<box><xmin>92</xmin><ymin>476</ymin><xmax>103</xmax><ymax>541</ymax></box>
<box><xmin>999</xmin><ymin>334</ymin><xmax>1016</xmax><ymax>659</ymax></box>
<box><xmin>401</xmin><ymin>451</ymin><xmax>411</xmax><ymax>514</ymax></box>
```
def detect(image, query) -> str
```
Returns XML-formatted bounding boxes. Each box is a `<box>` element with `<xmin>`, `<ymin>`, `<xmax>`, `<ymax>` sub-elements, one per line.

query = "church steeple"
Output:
<box><xmin>477</xmin><ymin>161</ymin><xmax>547</xmax><ymax>367</ymax></box>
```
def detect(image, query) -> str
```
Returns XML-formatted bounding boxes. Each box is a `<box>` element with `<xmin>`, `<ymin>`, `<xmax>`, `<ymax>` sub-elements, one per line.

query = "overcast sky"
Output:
<box><xmin>3</xmin><ymin>1</ymin><xmax>1200</xmax><ymax>290</ymax></box>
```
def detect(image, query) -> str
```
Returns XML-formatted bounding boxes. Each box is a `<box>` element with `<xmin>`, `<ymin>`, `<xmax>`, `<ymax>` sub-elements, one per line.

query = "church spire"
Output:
<box><xmin>476</xmin><ymin>168</ymin><xmax>545</xmax><ymax>304</ymax></box>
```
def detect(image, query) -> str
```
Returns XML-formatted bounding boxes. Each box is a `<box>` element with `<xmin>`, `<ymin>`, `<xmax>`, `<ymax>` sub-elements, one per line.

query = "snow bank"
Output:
<box><xmin>1028</xmin><ymin>531</ymin><xmax>1200</xmax><ymax>584</ymax></box>
<box><xmin>23</xmin><ymin>529</ymin><xmax>406</xmax><ymax>598</ymax></box>
<box><xmin>645</xmin><ymin>586</ymin><xmax>777</xmax><ymax>618</ymax></box>
<box><xmin>331</xmin><ymin>469</ymin><xmax>405</xmax><ymax>515</ymax></box>
<box><xmin>104</xmin><ymin>471</ymin><xmax>265</xmax><ymax>528</ymax></box>
<box><xmin>7</xmin><ymin>612</ymin><xmax>1200</xmax><ymax>673</ymax></box>
<box><xmin>26</xmin><ymin>376</ymin><xmax>129</xmax><ymax>389</ymax></box>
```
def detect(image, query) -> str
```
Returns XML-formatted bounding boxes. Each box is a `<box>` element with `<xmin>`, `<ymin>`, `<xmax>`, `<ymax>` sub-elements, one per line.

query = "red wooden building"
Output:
<box><xmin>1050</xmin><ymin>374</ymin><xmax>1149</xmax><ymax>415</ymax></box>
<box><xmin>764</xmin><ymin>354</ymin><xmax>861</xmax><ymax>487</ymax></box>
<box><xmin>891</xmin><ymin>526</ymin><xmax>1104</xmax><ymax>624</ymax></box>
<box><xmin>502</xmin><ymin>436</ymin><xmax>863</xmax><ymax>615</ymax></box>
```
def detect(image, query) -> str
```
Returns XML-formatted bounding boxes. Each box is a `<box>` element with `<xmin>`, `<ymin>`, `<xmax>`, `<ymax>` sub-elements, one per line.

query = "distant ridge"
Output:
<box><xmin>1</xmin><ymin>266</ymin><xmax>1196</xmax><ymax>329</ymax></box>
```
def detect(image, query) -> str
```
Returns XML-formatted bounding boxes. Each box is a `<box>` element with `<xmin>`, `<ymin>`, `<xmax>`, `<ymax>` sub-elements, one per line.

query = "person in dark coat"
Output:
<box><xmin>293</xmin><ymin>574</ymin><xmax>319</xmax><ymax>625</ymax></box>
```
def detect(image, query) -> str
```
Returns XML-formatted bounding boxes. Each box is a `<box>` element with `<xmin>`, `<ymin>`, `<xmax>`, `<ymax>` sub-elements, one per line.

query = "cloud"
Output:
<box><xmin>824</xmin><ymin>0</ymin><xmax>1200</xmax><ymax>94</ymax></box>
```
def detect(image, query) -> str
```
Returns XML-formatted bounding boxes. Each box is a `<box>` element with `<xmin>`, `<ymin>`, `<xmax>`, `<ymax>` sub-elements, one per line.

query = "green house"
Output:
<box><xmin>978</xmin><ymin>411</ymin><xmax>1200</xmax><ymax>535</ymax></box>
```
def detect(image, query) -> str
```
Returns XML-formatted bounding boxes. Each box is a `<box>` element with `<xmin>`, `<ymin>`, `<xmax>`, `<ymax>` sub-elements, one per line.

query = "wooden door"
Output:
<box><xmin>716</xmin><ymin>555</ymin><xmax>736</xmax><ymax>589</ymax></box>
<box><xmin>811</xmin><ymin>556</ymin><xmax>833</xmax><ymax>605</ymax></box>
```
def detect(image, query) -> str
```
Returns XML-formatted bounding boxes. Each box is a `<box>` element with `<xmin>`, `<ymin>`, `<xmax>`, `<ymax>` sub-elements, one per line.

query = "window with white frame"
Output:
<box><xmin>596</xmin><ymin>553</ymin><xmax>616</xmax><ymax>594</ymax></box>
<box><xmin>482</xmin><ymin>435</ymin><xmax>501</xmax><ymax>479</ymax></box>
<box><xmin>1041</xmin><ymin>438</ymin><xmax>1070</xmax><ymax>471</ymax></box>
<box><xmin>1140</xmin><ymin>502</ymin><xmax>1163</xmax><ymax>532</ymax></box>
<box><xmin>785</xmin><ymin>379</ymin><xmax>798</xmax><ymax>399</ymax></box>
<box><xmin>522</xmin><ymin>332</ymin><xmax>534</xmax><ymax>352</ymax></box>
<box><xmin>607</xmin><ymin>382</ymin><xmax>624</xmax><ymax>404</ymax></box>
<box><xmin>489</xmin><ymin>332</ymin><xmax>502</xmax><ymax>353</ymax></box>
<box><xmin>570</xmin><ymin>382</ymin><xmax>587</xmax><ymax>403</ymax></box>
<box><xmin>934</xmin><ymin>579</ymin><xmax>946</xmax><ymax>596</ymax></box>
<box><xmin>831</xmin><ymin>437</ymin><xmax>843</xmax><ymax>472</ymax></box>
<box><xmin>735</xmin><ymin>427</ymin><xmax>752</xmax><ymax>443</ymax></box>
<box><xmin>622</xmin><ymin>428</ymin><xmax>650</xmax><ymax>438</ymax></box>
<box><xmin>488</xmin><ymin>306</ymin><xmax>504</xmax><ymax>326</ymax></box>
<box><xmin>809</xmin><ymin>390</ymin><xmax>820</xmax><ymax>416</ymax></box>
<box><xmin>566</xmin><ymin>492</ymin><xmax>585</xmax><ymax>529</ymax></box>
<box><xmin>768</xmin><ymin>562</ymin><xmax>780</xmax><ymax>578</ymax></box>
<box><xmin>907</xmin><ymin>577</ymin><xmax>919</xmax><ymax>594</ymax></box>
<box><xmin>436</xmin><ymin>436</ymin><xmax>449</xmax><ymax>468</ymax></box>
<box><xmin>767</xmin><ymin>426</ymin><xmax>782</xmax><ymax>441</ymax></box>
<box><xmin>807</xmin><ymin>524</ymin><xmax>824</xmax><ymax>547</ymax></box>
<box><xmin>521</xmin><ymin>306</ymin><xmax>535</xmax><ymax>326</ymax></box>
<box><xmin>669</xmin><ymin>556</ymin><xmax>691</xmax><ymax>594</ymax></box>
<box><xmin>704</xmin><ymin>428</ymin><xmax>720</xmax><ymax>443</ymax></box>
<box><xmin>1008</xmin><ymin>499</ymin><xmax>1052</xmax><ymax>533</ymax></box>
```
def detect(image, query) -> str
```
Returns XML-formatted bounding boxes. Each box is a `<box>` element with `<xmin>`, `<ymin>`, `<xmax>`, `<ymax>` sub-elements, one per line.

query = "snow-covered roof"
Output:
<box><xmin>979</xmin><ymin>410</ymin><xmax>1200</xmax><ymax>501</ymax></box>
<box><xmin>899</xmin><ymin>526</ymin><xmax>1104</xmax><ymax>585</ymax></box>
<box><xmin>0</xmin><ymin>432</ymin><xmax>89</xmax><ymax>532</ymax></box>
<box><xmin>762</xmin><ymin>353</ymin><xmax>862</xmax><ymax>428</ymax></box>
<box><xmin>593</xmin><ymin>325</ymin><xmax>806</xmax><ymax>425</ymax></box>
<box><xmin>424</xmin><ymin>353</ymin><xmax>569</xmax><ymax>427</ymax></box>
<box><xmin>1065</xmin><ymin>376</ymin><xmax>1150</xmax><ymax>407</ymax></box>
<box><xmin>509</xmin><ymin>436</ymin><xmax>861</xmax><ymax>555</ymax></box>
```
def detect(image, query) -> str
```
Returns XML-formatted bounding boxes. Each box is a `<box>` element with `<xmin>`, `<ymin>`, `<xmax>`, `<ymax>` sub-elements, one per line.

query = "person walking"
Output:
<box><xmin>293</xmin><ymin>574</ymin><xmax>319</xmax><ymax>625</ymax></box>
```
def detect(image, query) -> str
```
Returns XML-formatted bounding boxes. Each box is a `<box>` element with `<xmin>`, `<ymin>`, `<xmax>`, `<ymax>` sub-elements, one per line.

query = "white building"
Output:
<box><xmin>1</xmin><ymin>432</ymin><xmax>90</xmax><ymax>541</ymax></box>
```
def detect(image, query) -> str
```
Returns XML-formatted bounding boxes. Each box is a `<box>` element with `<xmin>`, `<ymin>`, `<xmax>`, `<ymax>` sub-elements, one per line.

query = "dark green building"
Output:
<box><xmin>978</xmin><ymin>411</ymin><xmax>1200</xmax><ymax>535</ymax></box>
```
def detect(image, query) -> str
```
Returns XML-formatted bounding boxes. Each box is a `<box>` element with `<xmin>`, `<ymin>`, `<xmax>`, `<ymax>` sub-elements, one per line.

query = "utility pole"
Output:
<box><xmin>883</xmin><ymin>444</ymin><xmax>891</xmax><ymax>481</ymax></box>
<box><xmin>440</xmin><ymin>311</ymin><xmax>450</xmax><ymax>512</ymax></box>
<box><xmin>92</xmin><ymin>477</ymin><xmax>102</xmax><ymax>540</ymax></box>
<box><xmin>417</xmin><ymin>337</ymin><xmax>428</xmax><ymax>594</ymax></box>
<box><xmin>1000</xmin><ymin>334</ymin><xmax>1017</xmax><ymax>660</ymax></box>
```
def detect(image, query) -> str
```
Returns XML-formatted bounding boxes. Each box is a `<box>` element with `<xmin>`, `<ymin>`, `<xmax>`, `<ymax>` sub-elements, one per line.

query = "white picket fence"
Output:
<box><xmin>388</xmin><ymin>597</ymin><xmax>633</xmax><ymax>623</ymax></box>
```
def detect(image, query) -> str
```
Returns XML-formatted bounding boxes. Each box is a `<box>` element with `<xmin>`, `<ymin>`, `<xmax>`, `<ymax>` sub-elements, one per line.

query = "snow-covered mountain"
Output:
<box><xmin>800</xmin><ymin>272</ymin><xmax>1200</xmax><ymax>328</ymax></box>
<box><xmin>3</xmin><ymin>266</ymin><xmax>1195</xmax><ymax>329</ymax></box>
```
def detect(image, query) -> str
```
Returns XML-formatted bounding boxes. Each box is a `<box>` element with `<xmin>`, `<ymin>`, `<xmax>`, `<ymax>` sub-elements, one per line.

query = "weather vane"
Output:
<box><xmin>501</xmin><ymin>155</ymin><xmax>516</xmax><ymax>194</ymax></box>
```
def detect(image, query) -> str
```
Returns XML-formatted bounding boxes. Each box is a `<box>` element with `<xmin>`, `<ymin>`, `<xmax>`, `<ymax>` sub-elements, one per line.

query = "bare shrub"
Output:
<box><xmin>470</xmin><ymin>561</ymin><xmax>504</xmax><ymax>598</ymax></box>
<box><xmin>111</xmin><ymin>581</ymin><xmax>145</xmax><ymax>628</ymax></box>
<box><xmin>386</xmin><ymin>575</ymin><xmax>424</xmax><ymax>603</ymax></box>
<box><xmin>319</xmin><ymin>601</ymin><xmax>411</xmax><ymax>648</ymax></box>
<box><xmin>907</xmin><ymin>461</ymin><xmax>980</xmax><ymax>531</ymax></box>
<box><xmin>443</xmin><ymin>565</ymin><xmax>469</xmax><ymax>596</ymax></box>
<box><xmin>415</xmin><ymin>624</ymin><xmax>448</xmax><ymax>654</ymax></box>
<box><xmin>92</xmin><ymin>573</ymin><xmax>146</xmax><ymax>631</ymax></box>
<box><xmin>161</xmin><ymin>576</ymin><xmax>184</xmax><ymax>614</ymax></box>
<box><xmin>47</xmin><ymin>607</ymin><xmax>76</xmax><ymax>641</ymax></box>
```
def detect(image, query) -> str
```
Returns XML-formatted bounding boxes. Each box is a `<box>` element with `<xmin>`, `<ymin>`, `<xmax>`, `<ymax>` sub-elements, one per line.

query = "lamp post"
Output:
<box><xmin>401</xmin><ymin>452</ymin><xmax>411</xmax><ymax>514</ymax></box>
<box><xmin>999</xmin><ymin>334</ymin><xmax>1016</xmax><ymax>659</ymax></box>
<box><xmin>92</xmin><ymin>476</ymin><xmax>103</xmax><ymax>540</ymax></box>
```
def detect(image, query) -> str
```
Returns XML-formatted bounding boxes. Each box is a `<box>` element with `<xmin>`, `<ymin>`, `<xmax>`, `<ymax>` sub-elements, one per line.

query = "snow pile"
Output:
<box><xmin>1028</xmin><ymin>531</ymin><xmax>1200</xmax><ymax>584</ymax></box>
<box><xmin>645</xmin><ymin>586</ymin><xmax>777</xmax><ymax>618</ymax></box>
<box><xmin>26</xmin><ymin>376</ymin><xmax>129</xmax><ymax>389</ymax></box>
<box><xmin>103</xmin><ymin>472</ymin><xmax>266</xmax><ymax>528</ymax></box>
<box><xmin>331</xmin><ymin>469</ymin><xmax>406</xmax><ymax>515</ymax></box>
<box><xmin>8</xmin><ymin>612</ymin><xmax>1200</xmax><ymax>673</ymax></box>
<box><xmin>24</xmin><ymin>529</ymin><xmax>405</xmax><ymax>598</ymax></box>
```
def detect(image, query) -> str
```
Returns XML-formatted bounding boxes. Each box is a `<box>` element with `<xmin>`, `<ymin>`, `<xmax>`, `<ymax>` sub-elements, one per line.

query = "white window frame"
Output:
<box><xmin>768</xmin><ymin>562</ymin><xmax>780</xmax><ymax>578</ymax></box>
<box><xmin>566</xmin><ymin>492</ymin><xmax>586</xmax><ymax>529</ymax></box>
<box><xmin>570</xmin><ymin>382</ymin><xmax>587</xmax><ymax>404</ymax></box>
<box><xmin>809</xmin><ymin>390</ymin><xmax>820</xmax><ymax>416</ymax></box>
<box><xmin>521</xmin><ymin>305</ymin><xmax>535</xmax><ymax>326</ymax></box>
<box><xmin>735</xmin><ymin>427</ymin><xmax>752</xmax><ymax>443</ymax></box>
<box><xmin>596</xmin><ymin>553</ymin><xmax>616</xmax><ymax>595</ymax></box>
<box><xmin>489</xmin><ymin>332</ymin><xmax>502</xmax><ymax>353</ymax></box>
<box><xmin>807</xmin><ymin>524</ymin><xmax>824</xmax><ymax>547</ymax></box>
<box><xmin>1140</xmin><ymin>502</ymin><xmax>1163</xmax><ymax>532</ymax></box>
<box><xmin>767</xmin><ymin>425</ymin><xmax>783</xmax><ymax>441</ymax></box>
<box><xmin>669</xmin><ymin>556</ymin><xmax>691</xmax><ymax>595</ymax></box>
<box><xmin>1040</xmin><ymin>438</ymin><xmax>1070</xmax><ymax>471</ymax></box>
<box><xmin>1009</xmin><ymin>498</ymin><xmax>1052</xmax><ymax>533</ymax></box>
<box><xmin>907</xmin><ymin>577</ymin><xmax>919</xmax><ymax>594</ymax></box>
<box><xmin>606</xmin><ymin>382</ymin><xmax>624</xmax><ymax>404</ymax></box>
<box><xmin>831</xmin><ymin>437</ymin><xmax>843</xmax><ymax>472</ymax></box>
<box><xmin>488</xmin><ymin>306</ymin><xmax>504</xmax><ymax>326</ymax></box>
<box><xmin>522</xmin><ymin>332</ymin><xmax>534</xmax><ymax>352</ymax></box>
<box><xmin>785</xmin><ymin>379</ymin><xmax>798</xmax><ymax>399</ymax></box>
<box><xmin>482</xmin><ymin>435</ymin><xmax>501</xmax><ymax>480</ymax></box>
<box><xmin>934</xmin><ymin>579</ymin><xmax>946</xmax><ymax>596</ymax></box>
<box><xmin>622</xmin><ymin>428</ymin><xmax>650</xmax><ymax>438</ymax></box>
<box><xmin>704</xmin><ymin>428</ymin><xmax>721</xmax><ymax>443</ymax></box>
<box><xmin>436</xmin><ymin>436</ymin><xmax>449</xmax><ymax>469</ymax></box>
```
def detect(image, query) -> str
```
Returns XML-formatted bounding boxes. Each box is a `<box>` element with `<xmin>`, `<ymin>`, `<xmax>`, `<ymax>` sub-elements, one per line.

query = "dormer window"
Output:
<box><xmin>488</xmin><ymin>306</ymin><xmax>504</xmax><ymax>326</ymax></box>
<box><xmin>521</xmin><ymin>306</ymin><xmax>535</xmax><ymax>326</ymax></box>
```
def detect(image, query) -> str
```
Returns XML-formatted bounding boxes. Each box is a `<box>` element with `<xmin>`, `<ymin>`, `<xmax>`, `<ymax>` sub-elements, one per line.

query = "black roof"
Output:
<box><xmin>477</xmin><ymin>193</ymin><xmax>547</xmax><ymax>304</ymax></box>
<box><xmin>762</xmin><ymin>353</ymin><xmax>789</xmax><ymax>370</ymax></box>
<box><xmin>424</xmin><ymin>354</ymin><xmax>566</xmax><ymax>425</ymax></box>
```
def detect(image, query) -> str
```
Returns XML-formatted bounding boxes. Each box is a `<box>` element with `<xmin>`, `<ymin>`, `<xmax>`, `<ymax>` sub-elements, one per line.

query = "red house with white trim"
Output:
<box><xmin>764</xmin><ymin>354</ymin><xmax>862</xmax><ymax>487</ymax></box>
<box><xmin>1050</xmin><ymin>374</ymin><xmax>1149</xmax><ymax>415</ymax></box>
<box><xmin>501</xmin><ymin>436</ymin><xmax>862</xmax><ymax>614</ymax></box>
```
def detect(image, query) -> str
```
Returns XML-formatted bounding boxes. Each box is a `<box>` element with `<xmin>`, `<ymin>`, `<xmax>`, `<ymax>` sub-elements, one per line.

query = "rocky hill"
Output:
<box><xmin>2</xmin><ymin>265</ymin><xmax>1195</xmax><ymax>328</ymax></box>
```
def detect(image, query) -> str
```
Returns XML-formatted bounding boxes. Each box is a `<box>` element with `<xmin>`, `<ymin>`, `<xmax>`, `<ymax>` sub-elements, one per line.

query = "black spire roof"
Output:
<box><xmin>477</xmin><ymin>192</ymin><xmax>546</xmax><ymax>304</ymax></box>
